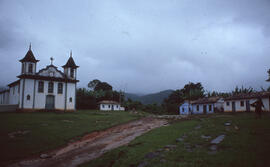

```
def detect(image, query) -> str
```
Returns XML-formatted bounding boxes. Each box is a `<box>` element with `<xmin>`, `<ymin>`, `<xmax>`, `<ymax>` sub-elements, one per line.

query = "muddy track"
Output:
<box><xmin>10</xmin><ymin>117</ymin><xmax>168</xmax><ymax>167</ymax></box>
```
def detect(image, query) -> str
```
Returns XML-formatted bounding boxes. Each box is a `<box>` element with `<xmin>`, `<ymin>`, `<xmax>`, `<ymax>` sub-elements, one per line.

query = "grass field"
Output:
<box><xmin>0</xmin><ymin>110</ymin><xmax>143</xmax><ymax>165</ymax></box>
<box><xmin>81</xmin><ymin>113</ymin><xmax>270</xmax><ymax>167</ymax></box>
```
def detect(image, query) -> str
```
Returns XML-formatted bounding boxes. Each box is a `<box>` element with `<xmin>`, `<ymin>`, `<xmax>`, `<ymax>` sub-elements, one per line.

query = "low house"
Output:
<box><xmin>191</xmin><ymin>97</ymin><xmax>224</xmax><ymax>114</ymax></box>
<box><xmin>179</xmin><ymin>101</ymin><xmax>192</xmax><ymax>115</ymax></box>
<box><xmin>98</xmin><ymin>100</ymin><xmax>125</xmax><ymax>111</ymax></box>
<box><xmin>224</xmin><ymin>91</ymin><xmax>270</xmax><ymax>112</ymax></box>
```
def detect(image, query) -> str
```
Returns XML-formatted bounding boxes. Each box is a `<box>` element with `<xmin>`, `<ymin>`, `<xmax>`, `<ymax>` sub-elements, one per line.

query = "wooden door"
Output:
<box><xmin>203</xmin><ymin>105</ymin><xmax>207</xmax><ymax>114</ymax></box>
<box><xmin>45</xmin><ymin>95</ymin><xmax>55</xmax><ymax>110</ymax></box>
<box><xmin>232</xmin><ymin>101</ymin><xmax>236</xmax><ymax>112</ymax></box>
<box><xmin>246</xmin><ymin>100</ymin><xmax>250</xmax><ymax>112</ymax></box>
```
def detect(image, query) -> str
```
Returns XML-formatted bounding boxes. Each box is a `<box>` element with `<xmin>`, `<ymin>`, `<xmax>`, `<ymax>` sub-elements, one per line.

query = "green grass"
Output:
<box><xmin>0</xmin><ymin>110</ymin><xmax>144</xmax><ymax>165</ymax></box>
<box><xmin>81</xmin><ymin>113</ymin><xmax>270</xmax><ymax>167</ymax></box>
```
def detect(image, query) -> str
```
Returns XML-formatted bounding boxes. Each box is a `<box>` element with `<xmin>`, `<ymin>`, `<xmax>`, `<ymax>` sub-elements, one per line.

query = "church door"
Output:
<box><xmin>45</xmin><ymin>95</ymin><xmax>55</xmax><ymax>110</ymax></box>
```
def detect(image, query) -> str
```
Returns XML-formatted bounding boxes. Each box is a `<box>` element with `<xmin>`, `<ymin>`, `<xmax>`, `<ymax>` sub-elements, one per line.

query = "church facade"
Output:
<box><xmin>0</xmin><ymin>45</ymin><xmax>79</xmax><ymax>112</ymax></box>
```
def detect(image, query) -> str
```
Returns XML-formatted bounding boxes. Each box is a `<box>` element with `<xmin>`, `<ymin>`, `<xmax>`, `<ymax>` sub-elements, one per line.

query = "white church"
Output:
<box><xmin>0</xmin><ymin>45</ymin><xmax>79</xmax><ymax>112</ymax></box>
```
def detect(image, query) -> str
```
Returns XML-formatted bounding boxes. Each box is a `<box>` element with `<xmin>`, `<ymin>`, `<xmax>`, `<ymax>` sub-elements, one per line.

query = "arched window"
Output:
<box><xmin>28</xmin><ymin>64</ymin><xmax>33</xmax><ymax>73</ymax></box>
<box><xmin>58</xmin><ymin>83</ymin><xmax>63</xmax><ymax>94</ymax></box>
<box><xmin>69</xmin><ymin>97</ymin><xmax>72</xmax><ymax>102</ymax></box>
<box><xmin>48</xmin><ymin>82</ymin><xmax>54</xmax><ymax>93</ymax></box>
<box><xmin>70</xmin><ymin>68</ymin><xmax>75</xmax><ymax>78</ymax></box>
<box><xmin>27</xmin><ymin>95</ymin><xmax>30</xmax><ymax>100</ymax></box>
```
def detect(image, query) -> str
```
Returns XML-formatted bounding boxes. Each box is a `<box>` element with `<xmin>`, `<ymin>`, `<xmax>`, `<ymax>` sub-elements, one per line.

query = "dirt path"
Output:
<box><xmin>10</xmin><ymin>117</ymin><xmax>167</xmax><ymax>167</ymax></box>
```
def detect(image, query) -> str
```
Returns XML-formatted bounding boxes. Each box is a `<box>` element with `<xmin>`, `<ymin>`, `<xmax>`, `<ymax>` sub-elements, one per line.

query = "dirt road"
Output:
<box><xmin>10</xmin><ymin>117</ymin><xmax>167</xmax><ymax>167</ymax></box>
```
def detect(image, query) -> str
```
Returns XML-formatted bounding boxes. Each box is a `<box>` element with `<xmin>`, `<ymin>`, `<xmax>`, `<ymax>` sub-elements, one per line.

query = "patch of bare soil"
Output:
<box><xmin>10</xmin><ymin>117</ymin><xmax>167</xmax><ymax>167</ymax></box>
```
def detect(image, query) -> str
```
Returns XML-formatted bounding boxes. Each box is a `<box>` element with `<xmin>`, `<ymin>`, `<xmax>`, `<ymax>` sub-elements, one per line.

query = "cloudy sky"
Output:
<box><xmin>0</xmin><ymin>0</ymin><xmax>270</xmax><ymax>94</ymax></box>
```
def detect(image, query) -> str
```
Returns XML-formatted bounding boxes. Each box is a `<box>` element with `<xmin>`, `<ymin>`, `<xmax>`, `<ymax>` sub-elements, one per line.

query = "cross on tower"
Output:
<box><xmin>50</xmin><ymin>57</ymin><xmax>54</xmax><ymax>65</ymax></box>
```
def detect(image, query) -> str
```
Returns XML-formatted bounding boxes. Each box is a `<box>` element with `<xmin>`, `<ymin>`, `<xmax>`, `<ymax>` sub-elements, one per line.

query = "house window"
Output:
<box><xmin>102</xmin><ymin>104</ymin><xmax>105</xmax><ymax>108</ymax></box>
<box><xmin>48</xmin><ymin>82</ymin><xmax>54</xmax><ymax>93</ymax></box>
<box><xmin>182</xmin><ymin>108</ymin><xmax>184</xmax><ymax>112</ymax></box>
<box><xmin>209</xmin><ymin>105</ymin><xmax>212</xmax><ymax>111</ymax></box>
<box><xmin>226</xmin><ymin>102</ymin><xmax>230</xmax><ymax>106</ymax></box>
<box><xmin>27</xmin><ymin>95</ymin><xmax>30</xmax><ymax>100</ymax></box>
<box><xmin>58</xmin><ymin>83</ymin><xmax>63</xmax><ymax>94</ymax></box>
<box><xmin>197</xmin><ymin>105</ymin><xmax>199</xmax><ymax>111</ymax></box>
<box><xmin>38</xmin><ymin>81</ymin><xmax>44</xmax><ymax>93</ymax></box>
<box><xmin>70</xmin><ymin>69</ymin><xmax>75</xmax><ymax>78</ymax></box>
<box><xmin>29</xmin><ymin>64</ymin><xmax>33</xmax><ymax>73</ymax></box>
<box><xmin>240</xmin><ymin>101</ymin><xmax>244</xmax><ymax>107</ymax></box>
<box><xmin>69</xmin><ymin>97</ymin><xmax>72</xmax><ymax>102</ymax></box>
<box><xmin>108</xmin><ymin>105</ymin><xmax>111</xmax><ymax>108</ymax></box>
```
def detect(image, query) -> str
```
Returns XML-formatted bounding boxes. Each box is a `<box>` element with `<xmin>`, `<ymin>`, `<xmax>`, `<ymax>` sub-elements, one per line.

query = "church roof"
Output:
<box><xmin>62</xmin><ymin>56</ymin><xmax>79</xmax><ymax>68</ymax></box>
<box><xmin>19</xmin><ymin>46</ymin><xmax>39</xmax><ymax>63</ymax></box>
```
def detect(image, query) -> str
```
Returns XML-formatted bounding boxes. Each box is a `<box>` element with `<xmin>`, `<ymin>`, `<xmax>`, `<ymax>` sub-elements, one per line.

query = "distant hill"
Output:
<box><xmin>124</xmin><ymin>90</ymin><xmax>174</xmax><ymax>105</ymax></box>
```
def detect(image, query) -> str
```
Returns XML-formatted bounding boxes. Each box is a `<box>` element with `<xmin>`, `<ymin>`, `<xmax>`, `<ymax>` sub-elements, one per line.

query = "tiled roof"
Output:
<box><xmin>62</xmin><ymin>56</ymin><xmax>79</xmax><ymax>68</ymax></box>
<box><xmin>19</xmin><ymin>49</ymin><xmax>39</xmax><ymax>63</ymax></box>
<box><xmin>225</xmin><ymin>91</ymin><xmax>270</xmax><ymax>101</ymax></box>
<box><xmin>192</xmin><ymin>97</ymin><xmax>222</xmax><ymax>104</ymax></box>
<box><xmin>98</xmin><ymin>100</ymin><xmax>119</xmax><ymax>104</ymax></box>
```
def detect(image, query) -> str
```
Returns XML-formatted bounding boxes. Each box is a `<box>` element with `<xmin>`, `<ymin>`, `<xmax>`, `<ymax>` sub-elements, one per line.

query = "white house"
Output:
<box><xmin>179</xmin><ymin>101</ymin><xmax>192</xmax><ymax>115</ymax></box>
<box><xmin>99</xmin><ymin>100</ymin><xmax>125</xmax><ymax>111</ymax></box>
<box><xmin>0</xmin><ymin>45</ymin><xmax>79</xmax><ymax>112</ymax></box>
<box><xmin>191</xmin><ymin>97</ymin><xmax>224</xmax><ymax>114</ymax></box>
<box><xmin>224</xmin><ymin>92</ymin><xmax>270</xmax><ymax>112</ymax></box>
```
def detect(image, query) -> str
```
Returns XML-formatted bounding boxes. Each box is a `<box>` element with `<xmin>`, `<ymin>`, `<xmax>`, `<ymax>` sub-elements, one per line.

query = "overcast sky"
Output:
<box><xmin>0</xmin><ymin>0</ymin><xmax>270</xmax><ymax>94</ymax></box>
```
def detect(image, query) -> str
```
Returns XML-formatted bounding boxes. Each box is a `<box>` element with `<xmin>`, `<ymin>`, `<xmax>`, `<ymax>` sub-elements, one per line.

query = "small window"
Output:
<box><xmin>108</xmin><ymin>105</ymin><xmax>111</xmax><ymax>108</ymax></box>
<box><xmin>58</xmin><ymin>83</ymin><xmax>63</xmax><ymax>94</ymax></box>
<box><xmin>240</xmin><ymin>101</ymin><xmax>244</xmax><ymax>107</ymax></box>
<box><xmin>102</xmin><ymin>104</ymin><xmax>105</xmax><ymax>108</ymax></box>
<box><xmin>69</xmin><ymin>97</ymin><xmax>72</xmax><ymax>102</ymax></box>
<box><xmin>226</xmin><ymin>102</ymin><xmax>230</xmax><ymax>106</ymax></box>
<box><xmin>22</xmin><ymin>63</ymin><xmax>25</xmax><ymax>73</ymax></box>
<box><xmin>29</xmin><ymin>64</ymin><xmax>33</xmax><ymax>73</ymax></box>
<box><xmin>209</xmin><ymin>105</ymin><xmax>212</xmax><ymax>111</ymax></box>
<box><xmin>38</xmin><ymin>81</ymin><xmax>44</xmax><ymax>93</ymax></box>
<box><xmin>27</xmin><ymin>95</ymin><xmax>30</xmax><ymax>100</ymax></box>
<box><xmin>197</xmin><ymin>105</ymin><xmax>199</xmax><ymax>111</ymax></box>
<box><xmin>48</xmin><ymin>82</ymin><xmax>54</xmax><ymax>93</ymax></box>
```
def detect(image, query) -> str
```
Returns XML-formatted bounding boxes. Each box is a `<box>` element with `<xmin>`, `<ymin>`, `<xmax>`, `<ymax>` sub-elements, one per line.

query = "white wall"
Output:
<box><xmin>22</xmin><ymin>79</ymin><xmax>35</xmax><ymax>109</ymax></box>
<box><xmin>192</xmin><ymin>103</ymin><xmax>214</xmax><ymax>114</ymax></box>
<box><xmin>9</xmin><ymin>84</ymin><xmax>20</xmax><ymax>105</ymax></box>
<box><xmin>100</xmin><ymin>104</ymin><xmax>123</xmax><ymax>111</ymax></box>
<box><xmin>66</xmin><ymin>83</ymin><xmax>76</xmax><ymax>110</ymax></box>
<box><xmin>0</xmin><ymin>91</ymin><xmax>10</xmax><ymax>104</ymax></box>
<box><xmin>224</xmin><ymin>97</ymin><xmax>270</xmax><ymax>112</ymax></box>
<box><xmin>179</xmin><ymin>102</ymin><xmax>192</xmax><ymax>115</ymax></box>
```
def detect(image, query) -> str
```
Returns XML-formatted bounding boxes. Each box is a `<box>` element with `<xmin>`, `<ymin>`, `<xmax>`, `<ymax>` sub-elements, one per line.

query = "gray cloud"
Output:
<box><xmin>0</xmin><ymin>0</ymin><xmax>269</xmax><ymax>93</ymax></box>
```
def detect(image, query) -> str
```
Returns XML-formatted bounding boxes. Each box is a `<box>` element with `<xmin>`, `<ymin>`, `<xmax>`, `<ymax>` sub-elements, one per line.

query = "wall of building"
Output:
<box><xmin>22</xmin><ymin>79</ymin><xmax>35</xmax><ymax>109</ymax></box>
<box><xmin>224</xmin><ymin>97</ymin><xmax>270</xmax><ymax>112</ymax></box>
<box><xmin>0</xmin><ymin>91</ymin><xmax>10</xmax><ymax>104</ymax></box>
<box><xmin>66</xmin><ymin>83</ymin><xmax>76</xmax><ymax>110</ymax></box>
<box><xmin>192</xmin><ymin>103</ymin><xmax>214</xmax><ymax>114</ymax></box>
<box><xmin>100</xmin><ymin>104</ymin><xmax>122</xmax><ymax>111</ymax></box>
<box><xmin>34</xmin><ymin>80</ymin><xmax>66</xmax><ymax>110</ymax></box>
<box><xmin>9</xmin><ymin>84</ymin><xmax>20</xmax><ymax>105</ymax></box>
<box><xmin>179</xmin><ymin>102</ymin><xmax>192</xmax><ymax>115</ymax></box>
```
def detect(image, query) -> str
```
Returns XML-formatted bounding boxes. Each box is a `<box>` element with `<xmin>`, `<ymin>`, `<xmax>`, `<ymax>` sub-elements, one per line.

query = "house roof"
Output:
<box><xmin>62</xmin><ymin>56</ymin><xmax>79</xmax><ymax>68</ymax></box>
<box><xmin>8</xmin><ymin>80</ymin><xmax>20</xmax><ymax>87</ymax></box>
<box><xmin>17</xmin><ymin>74</ymin><xmax>79</xmax><ymax>83</ymax></box>
<box><xmin>225</xmin><ymin>91</ymin><xmax>270</xmax><ymax>101</ymax></box>
<box><xmin>19</xmin><ymin>48</ymin><xmax>39</xmax><ymax>63</ymax></box>
<box><xmin>191</xmin><ymin>97</ymin><xmax>222</xmax><ymax>104</ymax></box>
<box><xmin>98</xmin><ymin>100</ymin><xmax>120</xmax><ymax>104</ymax></box>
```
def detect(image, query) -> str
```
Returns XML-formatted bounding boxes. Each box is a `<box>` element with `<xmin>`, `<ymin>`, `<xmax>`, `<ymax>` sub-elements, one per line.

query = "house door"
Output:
<box><xmin>45</xmin><ymin>95</ymin><xmax>55</xmax><ymax>110</ymax></box>
<box><xmin>232</xmin><ymin>101</ymin><xmax>236</xmax><ymax>112</ymax></box>
<box><xmin>246</xmin><ymin>100</ymin><xmax>250</xmax><ymax>112</ymax></box>
<box><xmin>203</xmin><ymin>105</ymin><xmax>207</xmax><ymax>114</ymax></box>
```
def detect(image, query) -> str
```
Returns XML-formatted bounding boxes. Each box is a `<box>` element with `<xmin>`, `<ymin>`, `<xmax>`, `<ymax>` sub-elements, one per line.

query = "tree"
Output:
<box><xmin>182</xmin><ymin>82</ymin><xmax>205</xmax><ymax>101</ymax></box>
<box><xmin>94</xmin><ymin>82</ymin><xmax>112</xmax><ymax>91</ymax></box>
<box><xmin>232</xmin><ymin>86</ymin><xmax>254</xmax><ymax>95</ymax></box>
<box><xmin>88</xmin><ymin>79</ymin><xmax>101</xmax><ymax>90</ymax></box>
